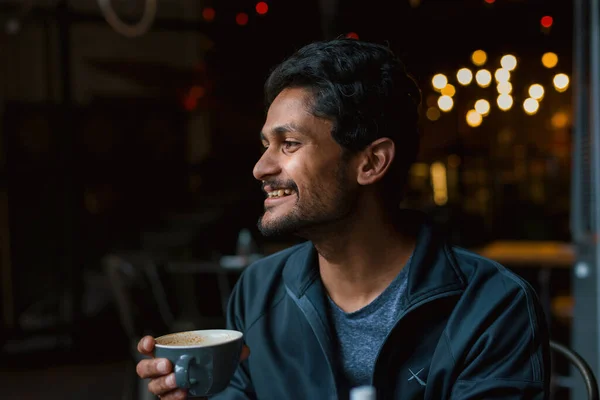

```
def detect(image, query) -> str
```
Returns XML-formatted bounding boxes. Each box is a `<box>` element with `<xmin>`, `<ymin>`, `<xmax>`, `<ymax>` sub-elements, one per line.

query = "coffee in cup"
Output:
<box><xmin>154</xmin><ymin>329</ymin><xmax>244</xmax><ymax>398</ymax></box>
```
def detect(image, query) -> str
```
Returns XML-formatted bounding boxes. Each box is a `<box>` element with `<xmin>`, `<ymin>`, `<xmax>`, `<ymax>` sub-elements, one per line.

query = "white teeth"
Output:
<box><xmin>284</xmin><ymin>189</ymin><xmax>291</xmax><ymax>195</ymax></box>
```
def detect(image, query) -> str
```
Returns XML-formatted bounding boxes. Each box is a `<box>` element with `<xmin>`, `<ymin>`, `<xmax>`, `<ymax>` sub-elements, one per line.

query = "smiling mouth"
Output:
<box><xmin>266</xmin><ymin>189</ymin><xmax>295</xmax><ymax>199</ymax></box>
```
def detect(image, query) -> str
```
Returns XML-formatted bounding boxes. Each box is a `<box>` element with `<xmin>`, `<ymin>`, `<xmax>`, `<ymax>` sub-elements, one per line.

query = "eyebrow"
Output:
<box><xmin>260</xmin><ymin>122</ymin><xmax>307</xmax><ymax>141</ymax></box>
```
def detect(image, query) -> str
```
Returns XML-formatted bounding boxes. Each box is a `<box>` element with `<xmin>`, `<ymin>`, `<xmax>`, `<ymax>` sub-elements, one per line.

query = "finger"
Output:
<box><xmin>148</xmin><ymin>372</ymin><xmax>179</xmax><ymax>396</ymax></box>
<box><xmin>240</xmin><ymin>345</ymin><xmax>250</xmax><ymax>361</ymax></box>
<box><xmin>160</xmin><ymin>389</ymin><xmax>191</xmax><ymax>400</ymax></box>
<box><xmin>136</xmin><ymin>358</ymin><xmax>172</xmax><ymax>379</ymax></box>
<box><xmin>137</xmin><ymin>335</ymin><xmax>155</xmax><ymax>356</ymax></box>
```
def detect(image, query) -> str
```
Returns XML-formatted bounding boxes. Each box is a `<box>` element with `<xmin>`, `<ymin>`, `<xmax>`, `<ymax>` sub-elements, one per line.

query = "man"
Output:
<box><xmin>136</xmin><ymin>39</ymin><xmax>550</xmax><ymax>399</ymax></box>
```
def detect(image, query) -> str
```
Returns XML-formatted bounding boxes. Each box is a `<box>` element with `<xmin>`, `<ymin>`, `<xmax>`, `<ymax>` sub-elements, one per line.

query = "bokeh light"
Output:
<box><xmin>236</xmin><ymin>12</ymin><xmax>249</xmax><ymax>26</ymax></box>
<box><xmin>255</xmin><ymin>2</ymin><xmax>269</xmax><ymax>15</ymax></box>
<box><xmin>426</xmin><ymin>107</ymin><xmax>441</xmax><ymax>121</ymax></box>
<box><xmin>553</xmin><ymin>73</ymin><xmax>570</xmax><ymax>92</ymax></box>
<box><xmin>432</xmin><ymin>74</ymin><xmax>448</xmax><ymax>90</ymax></box>
<box><xmin>438</xmin><ymin>95</ymin><xmax>454</xmax><ymax>112</ymax></box>
<box><xmin>475</xmin><ymin>69</ymin><xmax>492</xmax><ymax>87</ymax></box>
<box><xmin>202</xmin><ymin>7</ymin><xmax>215</xmax><ymax>21</ymax></box>
<box><xmin>542</xmin><ymin>52</ymin><xmax>558</xmax><ymax>68</ymax></box>
<box><xmin>457</xmin><ymin>68</ymin><xmax>473</xmax><ymax>85</ymax></box>
<box><xmin>523</xmin><ymin>98</ymin><xmax>540</xmax><ymax>115</ymax></box>
<box><xmin>474</xmin><ymin>99</ymin><xmax>491</xmax><ymax>116</ymax></box>
<box><xmin>471</xmin><ymin>50</ymin><xmax>487</xmax><ymax>66</ymax></box>
<box><xmin>441</xmin><ymin>84</ymin><xmax>456</xmax><ymax>97</ymax></box>
<box><xmin>497</xmin><ymin>94</ymin><xmax>514</xmax><ymax>111</ymax></box>
<box><xmin>494</xmin><ymin>68</ymin><xmax>511</xmax><ymax>82</ymax></box>
<box><xmin>497</xmin><ymin>81</ymin><xmax>513</xmax><ymax>94</ymax></box>
<box><xmin>551</xmin><ymin>111</ymin><xmax>569</xmax><ymax>129</ymax></box>
<box><xmin>541</xmin><ymin>15</ymin><xmax>553</xmax><ymax>29</ymax></box>
<box><xmin>528</xmin><ymin>84</ymin><xmax>545</xmax><ymax>100</ymax></box>
<box><xmin>466</xmin><ymin>110</ymin><xmax>483</xmax><ymax>127</ymax></box>
<box><xmin>500</xmin><ymin>55</ymin><xmax>517</xmax><ymax>71</ymax></box>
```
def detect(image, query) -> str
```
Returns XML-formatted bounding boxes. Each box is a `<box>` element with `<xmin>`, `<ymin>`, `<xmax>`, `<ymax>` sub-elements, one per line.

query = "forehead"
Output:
<box><xmin>262</xmin><ymin>88</ymin><xmax>333</xmax><ymax>139</ymax></box>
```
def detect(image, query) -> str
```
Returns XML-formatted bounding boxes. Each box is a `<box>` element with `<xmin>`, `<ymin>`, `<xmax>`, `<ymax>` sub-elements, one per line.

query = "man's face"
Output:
<box><xmin>253</xmin><ymin>88</ymin><xmax>358</xmax><ymax>237</ymax></box>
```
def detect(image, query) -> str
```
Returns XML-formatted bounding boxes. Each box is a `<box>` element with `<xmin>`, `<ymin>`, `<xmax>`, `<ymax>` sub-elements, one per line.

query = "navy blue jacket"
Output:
<box><xmin>212</xmin><ymin>215</ymin><xmax>550</xmax><ymax>399</ymax></box>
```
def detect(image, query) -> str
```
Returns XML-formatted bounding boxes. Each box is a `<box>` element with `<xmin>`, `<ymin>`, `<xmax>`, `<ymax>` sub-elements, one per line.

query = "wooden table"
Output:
<box><xmin>475</xmin><ymin>241</ymin><xmax>575</xmax><ymax>268</ymax></box>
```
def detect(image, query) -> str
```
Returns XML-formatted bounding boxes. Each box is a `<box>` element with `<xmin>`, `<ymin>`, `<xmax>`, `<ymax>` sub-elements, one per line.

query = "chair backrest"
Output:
<box><xmin>103</xmin><ymin>252</ymin><xmax>175</xmax><ymax>354</ymax></box>
<box><xmin>550</xmin><ymin>340</ymin><xmax>600</xmax><ymax>400</ymax></box>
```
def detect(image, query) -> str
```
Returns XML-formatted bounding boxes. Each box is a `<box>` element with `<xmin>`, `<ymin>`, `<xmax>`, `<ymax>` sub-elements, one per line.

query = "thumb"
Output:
<box><xmin>137</xmin><ymin>335</ymin><xmax>156</xmax><ymax>357</ymax></box>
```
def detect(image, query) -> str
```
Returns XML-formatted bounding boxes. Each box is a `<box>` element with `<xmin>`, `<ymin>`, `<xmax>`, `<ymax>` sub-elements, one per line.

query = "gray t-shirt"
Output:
<box><xmin>327</xmin><ymin>259</ymin><xmax>411</xmax><ymax>388</ymax></box>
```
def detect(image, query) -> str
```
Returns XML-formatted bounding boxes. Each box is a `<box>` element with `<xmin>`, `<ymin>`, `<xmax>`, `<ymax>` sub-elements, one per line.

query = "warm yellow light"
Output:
<box><xmin>457</xmin><ymin>68</ymin><xmax>473</xmax><ymax>85</ymax></box>
<box><xmin>528</xmin><ymin>84</ymin><xmax>545</xmax><ymax>100</ymax></box>
<box><xmin>441</xmin><ymin>84</ymin><xmax>456</xmax><ymax>97</ymax></box>
<box><xmin>542</xmin><ymin>52</ymin><xmax>558</xmax><ymax>68</ymax></box>
<box><xmin>432</xmin><ymin>74</ymin><xmax>448</xmax><ymax>90</ymax></box>
<box><xmin>426</xmin><ymin>107</ymin><xmax>441</xmax><ymax>121</ymax></box>
<box><xmin>523</xmin><ymin>98</ymin><xmax>540</xmax><ymax>115</ymax></box>
<box><xmin>438</xmin><ymin>95</ymin><xmax>454</xmax><ymax>112</ymax></box>
<box><xmin>430</xmin><ymin>162</ymin><xmax>448</xmax><ymax>206</ymax></box>
<box><xmin>474</xmin><ymin>99</ymin><xmax>491</xmax><ymax>116</ymax></box>
<box><xmin>496</xmin><ymin>81</ymin><xmax>513</xmax><ymax>94</ymax></box>
<box><xmin>500</xmin><ymin>54</ymin><xmax>517</xmax><ymax>71</ymax></box>
<box><xmin>411</xmin><ymin>163</ymin><xmax>429</xmax><ymax>177</ymax></box>
<box><xmin>475</xmin><ymin>69</ymin><xmax>492</xmax><ymax>87</ymax></box>
<box><xmin>553</xmin><ymin>73</ymin><xmax>570</xmax><ymax>92</ymax></box>
<box><xmin>466</xmin><ymin>109</ymin><xmax>483</xmax><ymax>127</ymax></box>
<box><xmin>471</xmin><ymin>50</ymin><xmax>487</xmax><ymax>66</ymax></box>
<box><xmin>551</xmin><ymin>111</ymin><xmax>569</xmax><ymax>128</ymax></box>
<box><xmin>497</xmin><ymin>94</ymin><xmax>513</xmax><ymax>111</ymax></box>
<box><xmin>494</xmin><ymin>68</ymin><xmax>511</xmax><ymax>82</ymax></box>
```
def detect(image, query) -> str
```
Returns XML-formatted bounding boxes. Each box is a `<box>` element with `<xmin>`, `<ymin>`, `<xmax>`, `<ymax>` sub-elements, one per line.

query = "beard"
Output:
<box><xmin>257</xmin><ymin>157</ymin><xmax>357</xmax><ymax>238</ymax></box>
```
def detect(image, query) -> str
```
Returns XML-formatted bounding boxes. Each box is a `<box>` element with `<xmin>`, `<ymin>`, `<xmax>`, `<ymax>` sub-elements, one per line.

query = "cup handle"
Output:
<box><xmin>174</xmin><ymin>354</ymin><xmax>198</xmax><ymax>388</ymax></box>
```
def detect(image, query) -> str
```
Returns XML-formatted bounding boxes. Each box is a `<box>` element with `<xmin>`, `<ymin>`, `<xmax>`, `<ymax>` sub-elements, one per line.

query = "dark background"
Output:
<box><xmin>0</xmin><ymin>0</ymin><xmax>577</xmax><ymax>398</ymax></box>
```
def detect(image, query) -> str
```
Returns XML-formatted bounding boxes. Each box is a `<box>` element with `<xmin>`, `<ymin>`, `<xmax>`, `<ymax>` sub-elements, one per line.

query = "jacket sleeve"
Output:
<box><xmin>449</xmin><ymin>281</ymin><xmax>550</xmax><ymax>399</ymax></box>
<box><xmin>209</xmin><ymin>273</ymin><xmax>256</xmax><ymax>400</ymax></box>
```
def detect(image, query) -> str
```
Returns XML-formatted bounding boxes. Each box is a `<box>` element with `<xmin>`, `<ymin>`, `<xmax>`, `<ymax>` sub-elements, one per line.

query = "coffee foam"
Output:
<box><xmin>157</xmin><ymin>333</ymin><xmax>206</xmax><ymax>346</ymax></box>
<box><xmin>156</xmin><ymin>331</ymin><xmax>234</xmax><ymax>347</ymax></box>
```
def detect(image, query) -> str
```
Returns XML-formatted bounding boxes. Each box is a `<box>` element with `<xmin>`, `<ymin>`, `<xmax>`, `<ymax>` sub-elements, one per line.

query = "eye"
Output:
<box><xmin>283</xmin><ymin>141</ymin><xmax>301</xmax><ymax>152</ymax></box>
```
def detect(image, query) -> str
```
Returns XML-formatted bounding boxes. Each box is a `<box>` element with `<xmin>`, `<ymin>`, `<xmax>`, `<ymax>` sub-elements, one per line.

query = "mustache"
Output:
<box><xmin>261</xmin><ymin>179</ymin><xmax>298</xmax><ymax>192</ymax></box>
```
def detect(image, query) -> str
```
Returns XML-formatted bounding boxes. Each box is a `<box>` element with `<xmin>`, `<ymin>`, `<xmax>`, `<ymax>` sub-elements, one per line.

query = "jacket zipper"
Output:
<box><xmin>370</xmin><ymin>289</ymin><xmax>464</xmax><ymax>386</ymax></box>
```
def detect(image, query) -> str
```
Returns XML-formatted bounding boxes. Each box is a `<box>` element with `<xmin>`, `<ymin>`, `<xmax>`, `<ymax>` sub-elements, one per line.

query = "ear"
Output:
<box><xmin>356</xmin><ymin>138</ymin><xmax>395</xmax><ymax>186</ymax></box>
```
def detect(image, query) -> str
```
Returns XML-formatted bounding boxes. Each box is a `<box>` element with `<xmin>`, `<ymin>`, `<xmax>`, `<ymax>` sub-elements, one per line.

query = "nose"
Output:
<box><xmin>253</xmin><ymin>149</ymin><xmax>280</xmax><ymax>181</ymax></box>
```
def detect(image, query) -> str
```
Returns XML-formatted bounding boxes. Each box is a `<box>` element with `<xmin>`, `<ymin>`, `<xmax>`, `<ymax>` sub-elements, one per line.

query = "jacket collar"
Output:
<box><xmin>282</xmin><ymin>210</ymin><xmax>467</xmax><ymax>304</ymax></box>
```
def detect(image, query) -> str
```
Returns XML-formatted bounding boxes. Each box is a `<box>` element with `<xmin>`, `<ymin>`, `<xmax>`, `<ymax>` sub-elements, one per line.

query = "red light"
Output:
<box><xmin>541</xmin><ymin>15</ymin><xmax>553</xmax><ymax>28</ymax></box>
<box><xmin>190</xmin><ymin>86</ymin><xmax>205</xmax><ymax>99</ymax></box>
<box><xmin>236</xmin><ymin>12</ymin><xmax>249</xmax><ymax>26</ymax></box>
<box><xmin>256</xmin><ymin>2</ymin><xmax>268</xmax><ymax>15</ymax></box>
<box><xmin>484</xmin><ymin>0</ymin><xmax>495</xmax><ymax>3</ymax></box>
<box><xmin>202</xmin><ymin>7</ymin><xmax>215</xmax><ymax>22</ymax></box>
<box><xmin>183</xmin><ymin>96</ymin><xmax>198</xmax><ymax>111</ymax></box>
<box><xmin>346</xmin><ymin>32</ymin><xmax>359</xmax><ymax>40</ymax></box>
<box><xmin>183</xmin><ymin>86</ymin><xmax>205</xmax><ymax>111</ymax></box>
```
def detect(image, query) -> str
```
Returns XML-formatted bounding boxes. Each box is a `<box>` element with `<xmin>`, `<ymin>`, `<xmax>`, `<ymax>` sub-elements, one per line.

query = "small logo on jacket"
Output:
<box><xmin>408</xmin><ymin>368</ymin><xmax>426</xmax><ymax>387</ymax></box>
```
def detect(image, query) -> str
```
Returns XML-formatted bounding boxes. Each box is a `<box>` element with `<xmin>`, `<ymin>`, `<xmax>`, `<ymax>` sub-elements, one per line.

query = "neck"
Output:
<box><xmin>310</xmin><ymin>205</ymin><xmax>417</xmax><ymax>313</ymax></box>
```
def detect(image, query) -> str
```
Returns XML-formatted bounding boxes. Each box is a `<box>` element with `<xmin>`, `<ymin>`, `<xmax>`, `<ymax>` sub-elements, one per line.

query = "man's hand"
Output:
<box><xmin>136</xmin><ymin>335</ymin><xmax>250</xmax><ymax>400</ymax></box>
